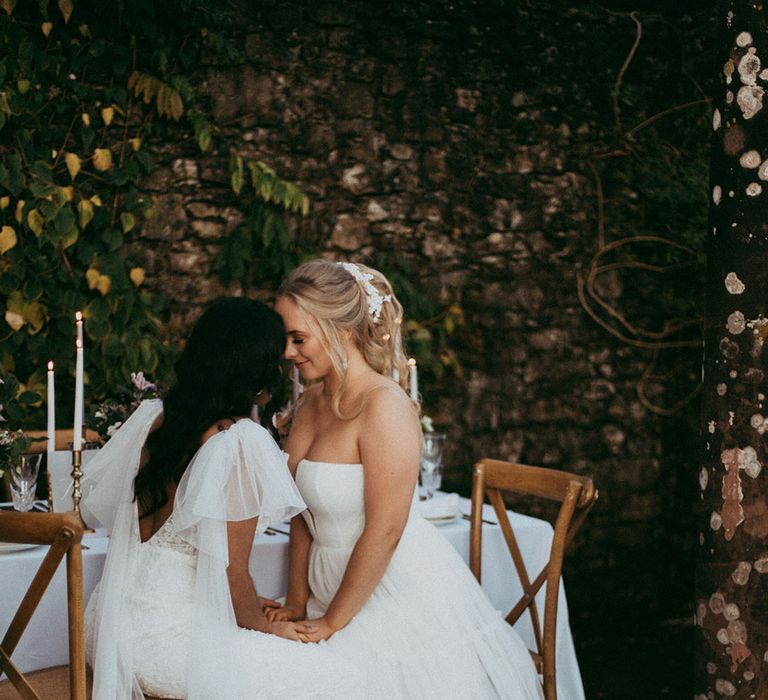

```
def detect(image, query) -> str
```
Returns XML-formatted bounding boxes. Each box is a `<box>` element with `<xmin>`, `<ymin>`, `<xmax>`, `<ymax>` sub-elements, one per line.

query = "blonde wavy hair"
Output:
<box><xmin>278</xmin><ymin>258</ymin><xmax>413</xmax><ymax>418</ymax></box>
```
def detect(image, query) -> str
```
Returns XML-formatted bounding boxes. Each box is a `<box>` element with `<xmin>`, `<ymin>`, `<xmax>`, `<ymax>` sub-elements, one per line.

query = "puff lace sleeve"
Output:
<box><xmin>84</xmin><ymin>410</ymin><xmax>307</xmax><ymax>700</ymax></box>
<box><xmin>173</xmin><ymin>418</ymin><xmax>305</xmax><ymax>549</ymax></box>
<box><xmin>170</xmin><ymin>419</ymin><xmax>306</xmax><ymax>700</ymax></box>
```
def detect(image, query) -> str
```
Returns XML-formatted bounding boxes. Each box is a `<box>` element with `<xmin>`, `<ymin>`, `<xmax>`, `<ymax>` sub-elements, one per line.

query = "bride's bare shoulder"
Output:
<box><xmin>361</xmin><ymin>380</ymin><xmax>417</xmax><ymax>418</ymax></box>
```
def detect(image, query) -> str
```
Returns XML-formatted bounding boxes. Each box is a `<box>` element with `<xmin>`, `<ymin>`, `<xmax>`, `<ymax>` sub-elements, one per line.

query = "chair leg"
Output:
<box><xmin>0</xmin><ymin>648</ymin><xmax>41</xmax><ymax>700</ymax></box>
<box><xmin>67</xmin><ymin>543</ymin><xmax>86</xmax><ymax>700</ymax></box>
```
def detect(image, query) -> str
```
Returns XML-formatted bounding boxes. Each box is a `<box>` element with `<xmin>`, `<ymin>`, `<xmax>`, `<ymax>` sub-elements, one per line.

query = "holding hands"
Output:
<box><xmin>295</xmin><ymin>616</ymin><xmax>338</xmax><ymax>643</ymax></box>
<box><xmin>267</xmin><ymin>602</ymin><xmax>339</xmax><ymax>643</ymax></box>
<box><xmin>266</xmin><ymin>600</ymin><xmax>306</xmax><ymax>623</ymax></box>
<box><xmin>266</xmin><ymin>619</ymin><xmax>317</xmax><ymax>642</ymax></box>
<box><xmin>258</xmin><ymin>596</ymin><xmax>282</xmax><ymax>614</ymax></box>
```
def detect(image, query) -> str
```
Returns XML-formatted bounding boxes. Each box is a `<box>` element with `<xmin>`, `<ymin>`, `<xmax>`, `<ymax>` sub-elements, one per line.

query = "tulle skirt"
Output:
<box><xmin>307</xmin><ymin>517</ymin><xmax>544</xmax><ymax>700</ymax></box>
<box><xmin>85</xmin><ymin>543</ymin><xmax>365</xmax><ymax>699</ymax></box>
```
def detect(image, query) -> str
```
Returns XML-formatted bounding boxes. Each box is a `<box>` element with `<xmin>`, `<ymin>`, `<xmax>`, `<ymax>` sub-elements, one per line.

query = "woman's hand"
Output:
<box><xmin>295</xmin><ymin>616</ymin><xmax>339</xmax><ymax>643</ymax></box>
<box><xmin>267</xmin><ymin>619</ymin><xmax>316</xmax><ymax>642</ymax></box>
<box><xmin>259</xmin><ymin>596</ymin><xmax>281</xmax><ymax>614</ymax></box>
<box><xmin>266</xmin><ymin>600</ymin><xmax>306</xmax><ymax>622</ymax></box>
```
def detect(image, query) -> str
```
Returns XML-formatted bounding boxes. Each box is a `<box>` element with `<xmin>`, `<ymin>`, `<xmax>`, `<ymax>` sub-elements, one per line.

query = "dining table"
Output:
<box><xmin>0</xmin><ymin>496</ymin><xmax>585</xmax><ymax>699</ymax></box>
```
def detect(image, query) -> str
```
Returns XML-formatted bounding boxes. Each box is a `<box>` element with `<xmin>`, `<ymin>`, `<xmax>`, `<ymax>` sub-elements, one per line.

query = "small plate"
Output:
<box><xmin>424</xmin><ymin>513</ymin><xmax>461</xmax><ymax>524</ymax></box>
<box><xmin>0</xmin><ymin>542</ymin><xmax>42</xmax><ymax>554</ymax></box>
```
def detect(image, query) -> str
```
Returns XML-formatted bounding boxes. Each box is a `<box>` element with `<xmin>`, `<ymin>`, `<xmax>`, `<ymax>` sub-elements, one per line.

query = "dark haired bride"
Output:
<box><xmin>81</xmin><ymin>297</ymin><xmax>364</xmax><ymax>699</ymax></box>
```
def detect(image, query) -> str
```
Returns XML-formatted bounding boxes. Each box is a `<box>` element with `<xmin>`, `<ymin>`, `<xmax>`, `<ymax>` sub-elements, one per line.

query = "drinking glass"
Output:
<box><xmin>420</xmin><ymin>432</ymin><xmax>446</xmax><ymax>499</ymax></box>
<box><xmin>9</xmin><ymin>453</ymin><xmax>43</xmax><ymax>512</ymax></box>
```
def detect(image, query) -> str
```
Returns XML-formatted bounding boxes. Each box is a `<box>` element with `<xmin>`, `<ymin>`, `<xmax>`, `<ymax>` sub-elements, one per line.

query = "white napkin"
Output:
<box><xmin>418</xmin><ymin>492</ymin><xmax>461</xmax><ymax>520</ymax></box>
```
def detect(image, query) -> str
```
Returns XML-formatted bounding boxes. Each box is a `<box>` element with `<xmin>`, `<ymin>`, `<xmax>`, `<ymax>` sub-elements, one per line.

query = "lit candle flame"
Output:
<box><xmin>75</xmin><ymin>310</ymin><xmax>82</xmax><ymax>322</ymax></box>
<box><xmin>48</xmin><ymin>360</ymin><xmax>54</xmax><ymax>371</ymax></box>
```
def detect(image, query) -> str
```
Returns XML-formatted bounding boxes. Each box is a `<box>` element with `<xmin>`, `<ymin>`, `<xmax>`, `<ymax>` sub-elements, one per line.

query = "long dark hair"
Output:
<box><xmin>134</xmin><ymin>297</ymin><xmax>285</xmax><ymax>518</ymax></box>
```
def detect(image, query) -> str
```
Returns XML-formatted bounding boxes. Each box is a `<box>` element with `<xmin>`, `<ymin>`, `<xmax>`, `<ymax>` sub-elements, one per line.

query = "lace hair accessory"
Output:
<box><xmin>338</xmin><ymin>262</ymin><xmax>392</xmax><ymax>323</ymax></box>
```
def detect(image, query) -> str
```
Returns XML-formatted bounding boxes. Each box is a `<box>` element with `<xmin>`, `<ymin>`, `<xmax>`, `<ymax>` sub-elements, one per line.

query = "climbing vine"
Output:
<box><xmin>574</xmin><ymin>8</ymin><xmax>711</xmax><ymax>415</ymax></box>
<box><xmin>0</xmin><ymin>0</ymin><xmax>308</xmax><ymax>424</ymax></box>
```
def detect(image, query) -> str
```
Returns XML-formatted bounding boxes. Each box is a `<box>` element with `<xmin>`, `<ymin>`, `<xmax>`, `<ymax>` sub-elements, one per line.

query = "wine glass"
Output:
<box><xmin>9</xmin><ymin>453</ymin><xmax>43</xmax><ymax>512</ymax></box>
<box><xmin>420</xmin><ymin>432</ymin><xmax>446</xmax><ymax>499</ymax></box>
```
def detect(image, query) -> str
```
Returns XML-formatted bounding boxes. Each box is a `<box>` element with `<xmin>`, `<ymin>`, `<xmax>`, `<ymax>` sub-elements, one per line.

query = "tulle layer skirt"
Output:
<box><xmin>86</xmin><ymin>543</ymin><xmax>365</xmax><ymax>699</ymax></box>
<box><xmin>307</xmin><ymin>517</ymin><xmax>544</xmax><ymax>700</ymax></box>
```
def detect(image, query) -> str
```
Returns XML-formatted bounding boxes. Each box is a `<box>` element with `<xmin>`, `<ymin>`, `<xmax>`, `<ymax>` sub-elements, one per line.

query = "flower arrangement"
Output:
<box><xmin>0</xmin><ymin>372</ymin><xmax>37</xmax><ymax>479</ymax></box>
<box><xmin>0</xmin><ymin>429</ymin><xmax>31</xmax><ymax>480</ymax></box>
<box><xmin>88</xmin><ymin>372</ymin><xmax>162</xmax><ymax>442</ymax></box>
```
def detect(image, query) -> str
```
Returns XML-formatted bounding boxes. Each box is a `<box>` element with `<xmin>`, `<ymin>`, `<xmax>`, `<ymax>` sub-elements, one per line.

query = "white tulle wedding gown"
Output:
<box><xmin>81</xmin><ymin>401</ymin><xmax>365</xmax><ymax>700</ymax></box>
<box><xmin>297</xmin><ymin>459</ymin><xmax>544</xmax><ymax>700</ymax></box>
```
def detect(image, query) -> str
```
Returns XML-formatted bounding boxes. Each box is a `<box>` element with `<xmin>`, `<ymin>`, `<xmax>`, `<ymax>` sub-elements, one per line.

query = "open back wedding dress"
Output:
<box><xmin>81</xmin><ymin>400</ymin><xmax>365</xmax><ymax>700</ymax></box>
<box><xmin>296</xmin><ymin>458</ymin><xmax>544</xmax><ymax>700</ymax></box>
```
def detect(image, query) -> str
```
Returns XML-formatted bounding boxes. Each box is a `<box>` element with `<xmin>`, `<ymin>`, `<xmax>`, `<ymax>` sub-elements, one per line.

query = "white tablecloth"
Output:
<box><xmin>0</xmin><ymin>498</ymin><xmax>584</xmax><ymax>699</ymax></box>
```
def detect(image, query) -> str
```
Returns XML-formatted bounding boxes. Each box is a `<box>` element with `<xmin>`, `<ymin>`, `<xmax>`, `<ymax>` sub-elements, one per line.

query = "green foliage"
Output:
<box><xmin>0</xmin><ymin>0</ymin><xmax>309</xmax><ymax>426</ymax></box>
<box><xmin>0</xmin><ymin>370</ymin><xmax>41</xmax><ymax>424</ymax></box>
<box><xmin>0</xmin><ymin>369</ymin><xmax>37</xmax><ymax>474</ymax></box>
<box><xmin>216</xmin><ymin>154</ymin><xmax>311</xmax><ymax>290</ymax></box>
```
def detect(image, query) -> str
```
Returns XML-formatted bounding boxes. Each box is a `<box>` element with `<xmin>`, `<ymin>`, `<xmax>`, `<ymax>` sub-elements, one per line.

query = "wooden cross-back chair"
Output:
<box><xmin>469</xmin><ymin>459</ymin><xmax>597</xmax><ymax>700</ymax></box>
<box><xmin>0</xmin><ymin>511</ymin><xmax>86</xmax><ymax>700</ymax></box>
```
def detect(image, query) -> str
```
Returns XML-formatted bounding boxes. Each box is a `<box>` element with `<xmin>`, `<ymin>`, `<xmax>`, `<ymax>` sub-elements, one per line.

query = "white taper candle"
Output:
<box><xmin>47</xmin><ymin>361</ymin><xmax>55</xmax><ymax>454</ymax></box>
<box><xmin>73</xmin><ymin>312</ymin><xmax>84</xmax><ymax>450</ymax></box>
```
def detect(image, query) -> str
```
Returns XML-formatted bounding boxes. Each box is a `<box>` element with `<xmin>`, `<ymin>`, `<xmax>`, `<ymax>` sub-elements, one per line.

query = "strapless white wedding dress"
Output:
<box><xmin>297</xmin><ymin>459</ymin><xmax>544</xmax><ymax>700</ymax></box>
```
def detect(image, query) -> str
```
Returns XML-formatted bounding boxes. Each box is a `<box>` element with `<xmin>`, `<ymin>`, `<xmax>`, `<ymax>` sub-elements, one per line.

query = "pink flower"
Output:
<box><xmin>131</xmin><ymin>372</ymin><xmax>155</xmax><ymax>392</ymax></box>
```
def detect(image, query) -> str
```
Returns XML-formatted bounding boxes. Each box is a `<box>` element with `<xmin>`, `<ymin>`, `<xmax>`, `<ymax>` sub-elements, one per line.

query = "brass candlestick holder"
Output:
<box><xmin>46</xmin><ymin>465</ymin><xmax>53</xmax><ymax>512</ymax></box>
<box><xmin>70</xmin><ymin>449</ymin><xmax>83</xmax><ymax>515</ymax></box>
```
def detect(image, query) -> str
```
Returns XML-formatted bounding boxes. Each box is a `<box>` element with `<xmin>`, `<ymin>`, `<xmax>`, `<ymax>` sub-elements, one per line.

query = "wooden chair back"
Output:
<box><xmin>469</xmin><ymin>459</ymin><xmax>597</xmax><ymax>700</ymax></box>
<box><xmin>0</xmin><ymin>511</ymin><xmax>86</xmax><ymax>700</ymax></box>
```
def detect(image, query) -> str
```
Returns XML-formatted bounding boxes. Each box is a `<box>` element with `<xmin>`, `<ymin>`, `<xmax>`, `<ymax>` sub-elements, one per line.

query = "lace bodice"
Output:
<box><xmin>85</xmin><ymin>510</ymin><xmax>198</xmax><ymax>699</ymax></box>
<box><xmin>140</xmin><ymin>513</ymin><xmax>197</xmax><ymax>556</ymax></box>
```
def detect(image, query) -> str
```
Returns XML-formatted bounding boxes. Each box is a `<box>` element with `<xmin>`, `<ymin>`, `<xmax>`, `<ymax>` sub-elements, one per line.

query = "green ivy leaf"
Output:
<box><xmin>135</xmin><ymin>149</ymin><xmax>152</xmax><ymax>173</ymax></box>
<box><xmin>101</xmin><ymin>334</ymin><xmax>123</xmax><ymax>357</ymax></box>
<box><xmin>27</xmin><ymin>209</ymin><xmax>44</xmax><ymax>237</ymax></box>
<box><xmin>102</xmin><ymin>227</ymin><xmax>123</xmax><ymax>251</ymax></box>
<box><xmin>17</xmin><ymin>390</ymin><xmax>41</xmax><ymax>404</ymax></box>
<box><xmin>230</xmin><ymin>153</ymin><xmax>244</xmax><ymax>195</ymax></box>
<box><xmin>52</xmin><ymin>205</ymin><xmax>75</xmax><ymax>234</ymax></box>
<box><xmin>85</xmin><ymin>316</ymin><xmax>111</xmax><ymax>340</ymax></box>
<box><xmin>23</xmin><ymin>277</ymin><xmax>43</xmax><ymax>301</ymax></box>
<box><xmin>120</xmin><ymin>212</ymin><xmax>135</xmax><ymax>233</ymax></box>
<box><xmin>86</xmin><ymin>297</ymin><xmax>111</xmax><ymax>321</ymax></box>
<box><xmin>0</xmin><ymin>273</ymin><xmax>18</xmax><ymax>295</ymax></box>
<box><xmin>4</xmin><ymin>402</ymin><xmax>24</xmax><ymax>423</ymax></box>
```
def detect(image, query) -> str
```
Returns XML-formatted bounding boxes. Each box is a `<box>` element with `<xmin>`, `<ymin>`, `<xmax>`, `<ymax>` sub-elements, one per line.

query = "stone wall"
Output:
<box><xmin>132</xmin><ymin>2</ymin><xmax>712</xmax><ymax>694</ymax></box>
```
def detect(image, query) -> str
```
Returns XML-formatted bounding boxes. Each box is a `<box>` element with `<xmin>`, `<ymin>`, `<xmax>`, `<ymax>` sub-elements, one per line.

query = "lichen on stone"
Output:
<box><xmin>737</xmin><ymin>84</ymin><xmax>764</xmax><ymax>119</ymax></box>
<box><xmin>731</xmin><ymin>562</ymin><xmax>751</xmax><ymax>586</ymax></box>
<box><xmin>737</xmin><ymin>48</ymin><xmax>761</xmax><ymax>86</ymax></box>
<box><xmin>739</xmin><ymin>149</ymin><xmax>760</xmax><ymax>168</ymax></box>
<box><xmin>724</xmin><ymin>272</ymin><xmax>746</xmax><ymax>295</ymax></box>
